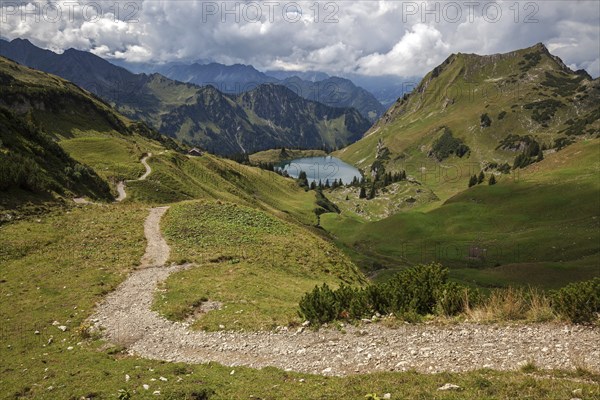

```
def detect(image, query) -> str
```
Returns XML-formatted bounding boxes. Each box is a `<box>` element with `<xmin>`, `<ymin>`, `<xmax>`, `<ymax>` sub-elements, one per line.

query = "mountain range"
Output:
<box><xmin>146</xmin><ymin>61</ymin><xmax>386</xmax><ymax>121</ymax></box>
<box><xmin>0</xmin><ymin>38</ymin><xmax>372</xmax><ymax>154</ymax></box>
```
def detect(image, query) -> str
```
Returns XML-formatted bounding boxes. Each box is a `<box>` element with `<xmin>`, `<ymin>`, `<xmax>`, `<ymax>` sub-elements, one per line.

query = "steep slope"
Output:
<box><xmin>337</xmin><ymin>43</ymin><xmax>599</xmax><ymax>200</ymax></box>
<box><xmin>0</xmin><ymin>55</ymin><xmax>183</xmax><ymax>211</ymax></box>
<box><xmin>0</xmin><ymin>107</ymin><xmax>112</xmax><ymax>210</ymax></box>
<box><xmin>159</xmin><ymin>83</ymin><xmax>371</xmax><ymax>154</ymax></box>
<box><xmin>237</xmin><ymin>84</ymin><xmax>371</xmax><ymax>149</ymax></box>
<box><xmin>0</xmin><ymin>55</ymin><xmax>332</xmax><ymax>225</ymax></box>
<box><xmin>0</xmin><ymin>39</ymin><xmax>371</xmax><ymax>154</ymax></box>
<box><xmin>0</xmin><ymin>38</ymin><xmax>149</xmax><ymax>105</ymax></box>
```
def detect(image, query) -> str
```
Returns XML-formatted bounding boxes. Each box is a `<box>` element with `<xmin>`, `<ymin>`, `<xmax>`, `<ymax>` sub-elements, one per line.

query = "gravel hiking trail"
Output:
<box><xmin>90</xmin><ymin>208</ymin><xmax>600</xmax><ymax>377</ymax></box>
<box><xmin>115</xmin><ymin>153</ymin><xmax>153</xmax><ymax>203</ymax></box>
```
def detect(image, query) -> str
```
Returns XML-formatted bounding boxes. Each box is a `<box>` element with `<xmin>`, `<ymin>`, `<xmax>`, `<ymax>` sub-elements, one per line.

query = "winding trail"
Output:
<box><xmin>90</xmin><ymin>207</ymin><xmax>600</xmax><ymax>376</ymax></box>
<box><xmin>115</xmin><ymin>153</ymin><xmax>153</xmax><ymax>203</ymax></box>
<box><xmin>74</xmin><ymin>153</ymin><xmax>153</xmax><ymax>204</ymax></box>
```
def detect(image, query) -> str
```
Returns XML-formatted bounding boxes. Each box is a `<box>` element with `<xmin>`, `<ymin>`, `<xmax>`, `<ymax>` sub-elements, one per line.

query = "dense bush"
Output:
<box><xmin>480</xmin><ymin>113</ymin><xmax>492</xmax><ymax>127</ymax></box>
<box><xmin>384</xmin><ymin>263</ymin><xmax>448</xmax><ymax>315</ymax></box>
<box><xmin>523</xmin><ymin>99</ymin><xmax>562</xmax><ymax>125</ymax></box>
<box><xmin>299</xmin><ymin>264</ymin><xmax>476</xmax><ymax>325</ymax></box>
<box><xmin>298</xmin><ymin>283</ymin><xmax>341</xmax><ymax>324</ymax></box>
<box><xmin>301</xmin><ymin>268</ymin><xmax>600</xmax><ymax>326</ymax></box>
<box><xmin>552</xmin><ymin>278</ymin><xmax>600</xmax><ymax>323</ymax></box>
<box><xmin>0</xmin><ymin>152</ymin><xmax>49</xmax><ymax>192</ymax></box>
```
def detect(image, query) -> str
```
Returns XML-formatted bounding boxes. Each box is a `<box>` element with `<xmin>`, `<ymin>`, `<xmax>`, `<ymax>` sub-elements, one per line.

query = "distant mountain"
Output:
<box><xmin>0</xmin><ymin>38</ymin><xmax>147</xmax><ymax>104</ymax></box>
<box><xmin>159</xmin><ymin>62</ymin><xmax>384</xmax><ymax>121</ymax></box>
<box><xmin>159</xmin><ymin>83</ymin><xmax>371</xmax><ymax>154</ymax></box>
<box><xmin>113</xmin><ymin>58</ymin><xmax>385</xmax><ymax>121</ymax></box>
<box><xmin>346</xmin><ymin>74</ymin><xmax>419</xmax><ymax>108</ymax></box>
<box><xmin>280</xmin><ymin>76</ymin><xmax>386</xmax><ymax>122</ymax></box>
<box><xmin>265</xmin><ymin>70</ymin><xmax>330</xmax><ymax>82</ymax></box>
<box><xmin>0</xmin><ymin>38</ymin><xmax>371</xmax><ymax>155</ymax></box>
<box><xmin>161</xmin><ymin>62</ymin><xmax>278</xmax><ymax>93</ymax></box>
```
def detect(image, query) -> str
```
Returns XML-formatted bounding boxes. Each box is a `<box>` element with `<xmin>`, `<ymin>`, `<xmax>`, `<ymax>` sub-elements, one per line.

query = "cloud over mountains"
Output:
<box><xmin>1</xmin><ymin>0</ymin><xmax>598</xmax><ymax>77</ymax></box>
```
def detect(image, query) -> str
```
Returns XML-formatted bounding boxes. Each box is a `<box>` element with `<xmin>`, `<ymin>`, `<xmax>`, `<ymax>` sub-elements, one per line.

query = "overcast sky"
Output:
<box><xmin>1</xmin><ymin>0</ymin><xmax>599</xmax><ymax>77</ymax></box>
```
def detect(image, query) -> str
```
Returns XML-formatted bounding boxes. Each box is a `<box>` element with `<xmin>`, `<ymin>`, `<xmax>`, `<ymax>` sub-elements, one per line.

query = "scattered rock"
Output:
<box><xmin>383</xmin><ymin>393</ymin><xmax>391</xmax><ymax>399</ymax></box>
<box><xmin>143</xmin><ymin>384</ymin><xmax>149</xmax><ymax>390</ymax></box>
<box><xmin>58</xmin><ymin>326</ymin><xmax>67</xmax><ymax>332</ymax></box>
<box><xmin>438</xmin><ymin>383</ymin><xmax>461</xmax><ymax>391</ymax></box>
<box><xmin>159</xmin><ymin>376</ymin><xmax>167</xmax><ymax>381</ymax></box>
<box><xmin>125</xmin><ymin>374</ymin><xmax>130</xmax><ymax>382</ymax></box>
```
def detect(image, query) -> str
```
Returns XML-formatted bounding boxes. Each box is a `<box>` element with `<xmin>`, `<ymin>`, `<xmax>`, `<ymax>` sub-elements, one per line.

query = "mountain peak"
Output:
<box><xmin>10</xmin><ymin>38</ymin><xmax>33</xmax><ymax>46</ymax></box>
<box><xmin>531</xmin><ymin>42</ymin><xmax>549</xmax><ymax>52</ymax></box>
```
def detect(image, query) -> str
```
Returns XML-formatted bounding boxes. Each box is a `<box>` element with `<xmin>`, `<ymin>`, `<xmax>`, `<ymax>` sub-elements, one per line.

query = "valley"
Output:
<box><xmin>0</xmin><ymin>32</ymin><xmax>598</xmax><ymax>400</ymax></box>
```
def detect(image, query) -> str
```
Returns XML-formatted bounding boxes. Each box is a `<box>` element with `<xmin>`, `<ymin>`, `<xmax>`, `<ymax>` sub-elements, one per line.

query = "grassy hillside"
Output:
<box><xmin>323</xmin><ymin>138</ymin><xmax>600</xmax><ymax>287</ymax></box>
<box><xmin>0</xmin><ymin>107</ymin><xmax>112</xmax><ymax>213</ymax></box>
<box><xmin>154</xmin><ymin>200</ymin><xmax>364</xmax><ymax>330</ymax></box>
<box><xmin>1</xmin><ymin>206</ymin><xmax>598</xmax><ymax>399</ymax></box>
<box><xmin>336</xmin><ymin>43</ymin><xmax>599</xmax><ymax>203</ymax></box>
<box><xmin>0</xmin><ymin>55</ymin><xmax>184</xmax><ymax>205</ymax></box>
<box><xmin>321</xmin><ymin>44</ymin><xmax>600</xmax><ymax>288</ymax></box>
<box><xmin>123</xmin><ymin>151</ymin><xmax>319</xmax><ymax>225</ymax></box>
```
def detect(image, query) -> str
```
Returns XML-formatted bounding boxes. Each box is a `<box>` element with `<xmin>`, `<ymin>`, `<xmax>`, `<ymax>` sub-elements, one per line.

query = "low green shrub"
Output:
<box><xmin>298</xmin><ymin>283</ymin><xmax>340</xmax><ymax>324</ymax></box>
<box><xmin>299</xmin><ymin>264</ymin><xmax>474</xmax><ymax>325</ymax></box>
<box><xmin>552</xmin><ymin>278</ymin><xmax>600</xmax><ymax>323</ymax></box>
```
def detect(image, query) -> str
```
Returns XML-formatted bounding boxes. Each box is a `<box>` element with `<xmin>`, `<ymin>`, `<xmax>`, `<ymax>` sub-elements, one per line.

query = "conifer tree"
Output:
<box><xmin>368</xmin><ymin>184</ymin><xmax>376</xmax><ymax>200</ymax></box>
<box><xmin>468</xmin><ymin>175</ymin><xmax>478</xmax><ymax>187</ymax></box>
<box><xmin>359</xmin><ymin>186</ymin><xmax>367</xmax><ymax>199</ymax></box>
<box><xmin>478</xmin><ymin>171</ymin><xmax>485</xmax><ymax>184</ymax></box>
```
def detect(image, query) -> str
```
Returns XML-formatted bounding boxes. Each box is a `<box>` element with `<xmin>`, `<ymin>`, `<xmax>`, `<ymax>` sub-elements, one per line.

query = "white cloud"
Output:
<box><xmin>356</xmin><ymin>23</ymin><xmax>450</xmax><ymax>76</ymax></box>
